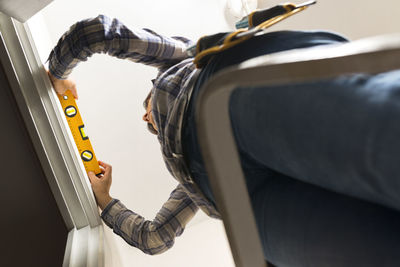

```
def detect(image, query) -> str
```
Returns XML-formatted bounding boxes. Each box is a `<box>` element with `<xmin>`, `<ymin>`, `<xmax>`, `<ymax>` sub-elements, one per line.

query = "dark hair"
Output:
<box><xmin>143</xmin><ymin>90</ymin><xmax>152</xmax><ymax>109</ymax></box>
<box><xmin>147</xmin><ymin>123</ymin><xmax>158</xmax><ymax>135</ymax></box>
<box><xmin>143</xmin><ymin>90</ymin><xmax>158</xmax><ymax>135</ymax></box>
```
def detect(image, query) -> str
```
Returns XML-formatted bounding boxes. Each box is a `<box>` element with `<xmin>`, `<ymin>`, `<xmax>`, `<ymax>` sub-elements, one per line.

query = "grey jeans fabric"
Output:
<box><xmin>182</xmin><ymin>30</ymin><xmax>400</xmax><ymax>266</ymax></box>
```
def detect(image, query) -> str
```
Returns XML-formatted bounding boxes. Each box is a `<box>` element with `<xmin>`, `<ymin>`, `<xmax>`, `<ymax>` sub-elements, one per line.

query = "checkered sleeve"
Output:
<box><xmin>101</xmin><ymin>184</ymin><xmax>199</xmax><ymax>255</ymax></box>
<box><xmin>48</xmin><ymin>14</ymin><xmax>193</xmax><ymax>79</ymax></box>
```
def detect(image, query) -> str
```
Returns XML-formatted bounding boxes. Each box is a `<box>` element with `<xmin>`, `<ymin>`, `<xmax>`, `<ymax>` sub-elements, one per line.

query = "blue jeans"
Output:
<box><xmin>182</xmin><ymin>31</ymin><xmax>400</xmax><ymax>266</ymax></box>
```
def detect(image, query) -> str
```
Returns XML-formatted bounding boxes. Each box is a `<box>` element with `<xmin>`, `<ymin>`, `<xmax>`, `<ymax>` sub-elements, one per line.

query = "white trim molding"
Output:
<box><xmin>0</xmin><ymin>12</ymin><xmax>104</xmax><ymax>267</ymax></box>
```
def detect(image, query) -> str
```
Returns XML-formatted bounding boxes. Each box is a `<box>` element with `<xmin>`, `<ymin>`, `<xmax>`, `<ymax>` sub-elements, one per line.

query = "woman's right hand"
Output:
<box><xmin>47</xmin><ymin>70</ymin><xmax>78</xmax><ymax>99</ymax></box>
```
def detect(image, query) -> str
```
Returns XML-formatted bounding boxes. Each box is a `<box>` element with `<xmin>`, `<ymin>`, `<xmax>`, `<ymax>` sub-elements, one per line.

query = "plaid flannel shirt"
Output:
<box><xmin>48</xmin><ymin>15</ymin><xmax>221</xmax><ymax>255</ymax></box>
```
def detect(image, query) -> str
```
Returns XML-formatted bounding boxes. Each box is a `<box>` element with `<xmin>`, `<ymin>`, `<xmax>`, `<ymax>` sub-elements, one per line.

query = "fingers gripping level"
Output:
<box><xmin>58</xmin><ymin>90</ymin><xmax>101</xmax><ymax>175</ymax></box>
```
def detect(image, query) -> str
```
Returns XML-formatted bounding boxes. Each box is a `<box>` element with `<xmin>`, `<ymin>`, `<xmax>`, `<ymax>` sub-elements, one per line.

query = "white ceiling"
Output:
<box><xmin>34</xmin><ymin>0</ymin><xmax>232</xmax><ymax>227</ymax></box>
<box><xmin>26</xmin><ymin>0</ymin><xmax>400</xmax><ymax>265</ymax></box>
<box><xmin>0</xmin><ymin>0</ymin><xmax>53</xmax><ymax>21</ymax></box>
<box><xmin>31</xmin><ymin>0</ymin><xmax>400</xmax><ymax>227</ymax></box>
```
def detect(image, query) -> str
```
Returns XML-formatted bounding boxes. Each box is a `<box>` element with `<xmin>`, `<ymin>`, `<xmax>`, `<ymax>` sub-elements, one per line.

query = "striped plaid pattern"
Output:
<box><xmin>48</xmin><ymin>15</ymin><xmax>221</xmax><ymax>254</ymax></box>
<box><xmin>101</xmin><ymin>185</ymin><xmax>199</xmax><ymax>255</ymax></box>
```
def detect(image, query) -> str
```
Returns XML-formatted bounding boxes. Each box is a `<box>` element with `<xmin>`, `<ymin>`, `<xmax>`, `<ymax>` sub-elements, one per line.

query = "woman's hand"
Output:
<box><xmin>47</xmin><ymin>70</ymin><xmax>78</xmax><ymax>99</ymax></box>
<box><xmin>88</xmin><ymin>161</ymin><xmax>113</xmax><ymax>210</ymax></box>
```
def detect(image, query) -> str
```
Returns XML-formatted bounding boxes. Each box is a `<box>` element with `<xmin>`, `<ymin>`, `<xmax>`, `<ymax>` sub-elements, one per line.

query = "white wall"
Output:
<box><xmin>115</xmin><ymin>217</ymin><xmax>234</xmax><ymax>267</ymax></box>
<box><xmin>31</xmin><ymin>0</ymin><xmax>400</xmax><ymax>266</ymax></box>
<box><xmin>258</xmin><ymin>0</ymin><xmax>400</xmax><ymax>40</ymax></box>
<box><xmin>36</xmin><ymin>0</ymin><xmax>233</xmax><ymax>266</ymax></box>
<box><xmin>39</xmin><ymin>0</ymin><xmax>231</xmax><ymax>227</ymax></box>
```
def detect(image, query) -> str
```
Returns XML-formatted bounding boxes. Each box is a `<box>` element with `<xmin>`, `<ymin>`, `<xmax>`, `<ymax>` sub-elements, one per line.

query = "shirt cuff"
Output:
<box><xmin>47</xmin><ymin>49</ymin><xmax>72</xmax><ymax>79</ymax></box>
<box><xmin>100</xmin><ymin>198</ymin><xmax>124</xmax><ymax>228</ymax></box>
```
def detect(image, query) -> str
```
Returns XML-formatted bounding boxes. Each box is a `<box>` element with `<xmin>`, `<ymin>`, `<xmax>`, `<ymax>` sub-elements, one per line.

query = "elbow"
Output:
<box><xmin>91</xmin><ymin>14</ymin><xmax>111</xmax><ymax>30</ymax></box>
<box><xmin>74</xmin><ymin>15</ymin><xmax>111</xmax><ymax>55</ymax></box>
<box><xmin>142</xmin><ymin>239</ymin><xmax>175</xmax><ymax>256</ymax></box>
<box><xmin>89</xmin><ymin>15</ymin><xmax>127</xmax><ymax>57</ymax></box>
<box><xmin>143</xmin><ymin>230</ymin><xmax>177</xmax><ymax>255</ymax></box>
<box><xmin>129</xmin><ymin>223</ymin><xmax>177</xmax><ymax>255</ymax></box>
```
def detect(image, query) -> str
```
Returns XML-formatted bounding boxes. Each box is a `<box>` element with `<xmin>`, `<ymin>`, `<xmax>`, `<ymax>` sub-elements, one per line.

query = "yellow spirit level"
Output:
<box><xmin>58</xmin><ymin>90</ymin><xmax>101</xmax><ymax>175</ymax></box>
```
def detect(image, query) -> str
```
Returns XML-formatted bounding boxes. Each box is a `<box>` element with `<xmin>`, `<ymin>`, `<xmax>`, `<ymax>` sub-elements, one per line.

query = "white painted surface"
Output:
<box><xmin>257</xmin><ymin>0</ymin><xmax>400</xmax><ymax>40</ymax></box>
<box><xmin>0</xmin><ymin>0</ymin><xmax>53</xmax><ymax>22</ymax></box>
<box><xmin>113</xmin><ymin>216</ymin><xmax>234</xmax><ymax>267</ymax></box>
<box><xmin>30</xmin><ymin>0</ymin><xmax>400</xmax><ymax>266</ymax></box>
<box><xmin>34</xmin><ymin>0</ymin><xmax>233</xmax><ymax>266</ymax></box>
<box><xmin>39</xmin><ymin>0</ymin><xmax>231</xmax><ymax>228</ymax></box>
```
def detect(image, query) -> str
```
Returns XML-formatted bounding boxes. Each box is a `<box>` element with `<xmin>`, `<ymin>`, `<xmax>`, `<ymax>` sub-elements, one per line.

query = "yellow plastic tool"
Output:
<box><xmin>57</xmin><ymin>90</ymin><xmax>101</xmax><ymax>175</ymax></box>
